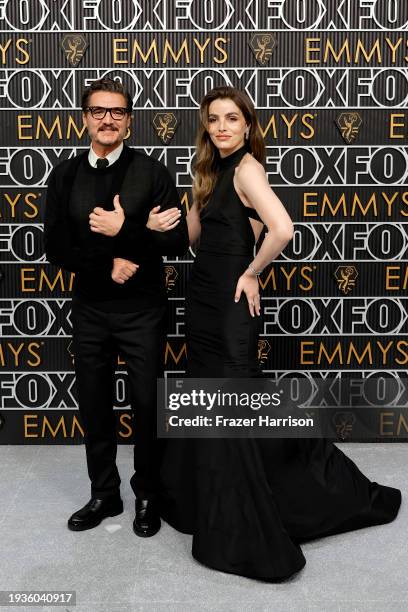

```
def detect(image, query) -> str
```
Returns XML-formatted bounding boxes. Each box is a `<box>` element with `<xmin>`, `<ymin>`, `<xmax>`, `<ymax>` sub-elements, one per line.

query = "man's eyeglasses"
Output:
<box><xmin>85</xmin><ymin>106</ymin><xmax>130</xmax><ymax>120</ymax></box>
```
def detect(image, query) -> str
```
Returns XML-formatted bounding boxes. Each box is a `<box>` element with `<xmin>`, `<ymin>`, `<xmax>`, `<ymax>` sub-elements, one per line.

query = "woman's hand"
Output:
<box><xmin>234</xmin><ymin>270</ymin><xmax>261</xmax><ymax>317</ymax></box>
<box><xmin>111</xmin><ymin>257</ymin><xmax>139</xmax><ymax>284</ymax></box>
<box><xmin>89</xmin><ymin>194</ymin><xmax>125</xmax><ymax>237</ymax></box>
<box><xmin>146</xmin><ymin>205</ymin><xmax>181</xmax><ymax>232</ymax></box>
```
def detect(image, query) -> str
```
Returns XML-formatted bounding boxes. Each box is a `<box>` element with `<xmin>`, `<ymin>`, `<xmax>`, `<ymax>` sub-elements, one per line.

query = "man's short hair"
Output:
<box><xmin>81</xmin><ymin>77</ymin><xmax>132</xmax><ymax>112</ymax></box>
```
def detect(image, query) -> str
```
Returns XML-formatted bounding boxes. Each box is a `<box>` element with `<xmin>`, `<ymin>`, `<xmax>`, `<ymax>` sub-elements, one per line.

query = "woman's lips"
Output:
<box><xmin>216</xmin><ymin>135</ymin><xmax>231</xmax><ymax>139</ymax></box>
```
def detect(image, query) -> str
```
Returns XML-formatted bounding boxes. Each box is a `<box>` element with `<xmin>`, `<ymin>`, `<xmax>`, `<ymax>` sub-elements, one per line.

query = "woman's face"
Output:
<box><xmin>206</xmin><ymin>98</ymin><xmax>249</xmax><ymax>157</ymax></box>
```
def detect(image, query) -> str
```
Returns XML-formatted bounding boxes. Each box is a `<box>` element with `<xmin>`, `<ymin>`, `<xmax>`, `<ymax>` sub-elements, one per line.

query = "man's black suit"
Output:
<box><xmin>44</xmin><ymin>144</ymin><xmax>188</xmax><ymax>500</ymax></box>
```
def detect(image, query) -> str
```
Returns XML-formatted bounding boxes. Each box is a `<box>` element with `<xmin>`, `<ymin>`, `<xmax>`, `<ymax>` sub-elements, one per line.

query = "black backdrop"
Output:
<box><xmin>0</xmin><ymin>0</ymin><xmax>407</xmax><ymax>443</ymax></box>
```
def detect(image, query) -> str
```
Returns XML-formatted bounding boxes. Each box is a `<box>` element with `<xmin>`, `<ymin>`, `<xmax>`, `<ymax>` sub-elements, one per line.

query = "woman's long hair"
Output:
<box><xmin>193</xmin><ymin>86</ymin><xmax>265</xmax><ymax>211</ymax></box>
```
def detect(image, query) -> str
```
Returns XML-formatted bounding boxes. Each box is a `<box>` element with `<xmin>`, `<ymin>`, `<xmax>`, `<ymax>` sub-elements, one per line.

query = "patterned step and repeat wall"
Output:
<box><xmin>0</xmin><ymin>0</ymin><xmax>408</xmax><ymax>443</ymax></box>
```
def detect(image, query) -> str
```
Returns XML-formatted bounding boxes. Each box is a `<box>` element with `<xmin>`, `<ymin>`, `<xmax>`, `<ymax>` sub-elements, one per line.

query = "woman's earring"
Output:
<box><xmin>245</xmin><ymin>128</ymin><xmax>250</xmax><ymax>140</ymax></box>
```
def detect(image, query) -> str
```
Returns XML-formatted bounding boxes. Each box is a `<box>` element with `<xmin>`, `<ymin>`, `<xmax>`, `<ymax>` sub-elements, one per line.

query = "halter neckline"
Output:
<box><xmin>217</xmin><ymin>144</ymin><xmax>249</xmax><ymax>171</ymax></box>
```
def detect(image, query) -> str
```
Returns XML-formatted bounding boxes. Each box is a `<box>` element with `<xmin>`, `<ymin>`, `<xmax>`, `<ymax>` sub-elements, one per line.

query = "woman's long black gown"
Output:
<box><xmin>159</xmin><ymin>145</ymin><xmax>401</xmax><ymax>581</ymax></box>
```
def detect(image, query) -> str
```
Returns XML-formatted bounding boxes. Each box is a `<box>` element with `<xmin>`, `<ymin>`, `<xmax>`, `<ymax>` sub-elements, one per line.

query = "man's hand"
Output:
<box><xmin>146</xmin><ymin>205</ymin><xmax>181</xmax><ymax>232</ymax></box>
<box><xmin>111</xmin><ymin>257</ymin><xmax>139</xmax><ymax>284</ymax></box>
<box><xmin>89</xmin><ymin>194</ymin><xmax>125</xmax><ymax>237</ymax></box>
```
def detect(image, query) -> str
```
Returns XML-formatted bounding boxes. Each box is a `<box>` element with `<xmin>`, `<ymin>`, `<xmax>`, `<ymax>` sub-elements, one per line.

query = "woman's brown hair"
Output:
<box><xmin>192</xmin><ymin>86</ymin><xmax>265</xmax><ymax>211</ymax></box>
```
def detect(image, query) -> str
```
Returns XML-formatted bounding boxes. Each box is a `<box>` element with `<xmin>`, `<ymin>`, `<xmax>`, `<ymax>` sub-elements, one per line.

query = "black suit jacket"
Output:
<box><xmin>43</xmin><ymin>145</ymin><xmax>189</xmax><ymax>303</ymax></box>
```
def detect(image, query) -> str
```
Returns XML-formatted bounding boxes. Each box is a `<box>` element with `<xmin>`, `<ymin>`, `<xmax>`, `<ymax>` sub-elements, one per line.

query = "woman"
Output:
<box><xmin>148</xmin><ymin>86</ymin><xmax>401</xmax><ymax>581</ymax></box>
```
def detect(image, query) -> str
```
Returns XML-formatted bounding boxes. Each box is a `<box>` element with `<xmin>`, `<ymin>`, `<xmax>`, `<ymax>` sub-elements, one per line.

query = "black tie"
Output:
<box><xmin>96</xmin><ymin>158</ymin><xmax>109</xmax><ymax>169</ymax></box>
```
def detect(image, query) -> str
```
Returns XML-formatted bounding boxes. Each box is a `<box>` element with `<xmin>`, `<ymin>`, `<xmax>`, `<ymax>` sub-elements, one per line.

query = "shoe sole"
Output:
<box><xmin>68</xmin><ymin>505</ymin><xmax>123</xmax><ymax>532</ymax></box>
<box><xmin>132</xmin><ymin>521</ymin><xmax>161</xmax><ymax>538</ymax></box>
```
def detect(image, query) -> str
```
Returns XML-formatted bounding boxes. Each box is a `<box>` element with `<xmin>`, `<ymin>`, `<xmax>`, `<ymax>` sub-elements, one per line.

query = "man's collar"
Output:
<box><xmin>88</xmin><ymin>142</ymin><xmax>124</xmax><ymax>168</ymax></box>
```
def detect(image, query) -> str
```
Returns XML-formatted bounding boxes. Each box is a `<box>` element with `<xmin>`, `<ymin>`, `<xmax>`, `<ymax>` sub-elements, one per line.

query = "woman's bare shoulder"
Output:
<box><xmin>235</xmin><ymin>153</ymin><xmax>266</xmax><ymax>183</ymax></box>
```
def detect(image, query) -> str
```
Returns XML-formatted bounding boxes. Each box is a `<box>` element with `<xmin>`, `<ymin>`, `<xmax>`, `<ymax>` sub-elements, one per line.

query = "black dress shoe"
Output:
<box><xmin>68</xmin><ymin>496</ymin><xmax>123</xmax><ymax>531</ymax></box>
<box><xmin>133</xmin><ymin>498</ymin><xmax>161</xmax><ymax>537</ymax></box>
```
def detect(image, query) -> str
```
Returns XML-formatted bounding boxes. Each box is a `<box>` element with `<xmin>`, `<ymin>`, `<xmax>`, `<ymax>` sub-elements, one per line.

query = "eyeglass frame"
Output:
<box><xmin>84</xmin><ymin>106</ymin><xmax>131</xmax><ymax>120</ymax></box>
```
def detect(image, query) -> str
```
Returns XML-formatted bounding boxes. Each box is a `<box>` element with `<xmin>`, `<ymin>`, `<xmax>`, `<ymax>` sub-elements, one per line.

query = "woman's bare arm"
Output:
<box><xmin>232</xmin><ymin>155</ymin><xmax>294</xmax><ymax>317</ymax></box>
<box><xmin>235</xmin><ymin>156</ymin><xmax>294</xmax><ymax>273</ymax></box>
<box><xmin>186</xmin><ymin>202</ymin><xmax>201</xmax><ymax>246</ymax></box>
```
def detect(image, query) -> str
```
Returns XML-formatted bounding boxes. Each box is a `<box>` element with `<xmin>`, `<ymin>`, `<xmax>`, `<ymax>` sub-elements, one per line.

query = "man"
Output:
<box><xmin>44</xmin><ymin>77</ymin><xmax>188</xmax><ymax>537</ymax></box>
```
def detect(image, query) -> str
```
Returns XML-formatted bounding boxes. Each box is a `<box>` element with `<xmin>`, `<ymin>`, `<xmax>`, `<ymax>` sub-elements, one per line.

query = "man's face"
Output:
<box><xmin>82</xmin><ymin>91</ymin><xmax>132</xmax><ymax>151</ymax></box>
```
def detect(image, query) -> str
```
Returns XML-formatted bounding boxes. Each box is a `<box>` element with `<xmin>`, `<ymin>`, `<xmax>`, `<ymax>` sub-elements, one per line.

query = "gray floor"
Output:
<box><xmin>0</xmin><ymin>444</ymin><xmax>406</xmax><ymax>612</ymax></box>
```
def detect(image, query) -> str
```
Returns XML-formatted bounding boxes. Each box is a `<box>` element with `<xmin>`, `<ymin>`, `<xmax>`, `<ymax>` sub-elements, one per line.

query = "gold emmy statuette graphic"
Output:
<box><xmin>152</xmin><ymin>112</ymin><xmax>178</xmax><ymax>144</ymax></box>
<box><xmin>334</xmin><ymin>265</ymin><xmax>358</xmax><ymax>294</ymax></box>
<box><xmin>249</xmin><ymin>33</ymin><xmax>276</xmax><ymax>66</ymax></box>
<box><xmin>257</xmin><ymin>339</ymin><xmax>271</xmax><ymax>365</ymax></box>
<box><xmin>332</xmin><ymin>411</ymin><xmax>356</xmax><ymax>440</ymax></box>
<box><xmin>61</xmin><ymin>34</ymin><xmax>88</xmax><ymax>67</ymax></box>
<box><xmin>335</xmin><ymin>112</ymin><xmax>363</xmax><ymax>144</ymax></box>
<box><xmin>164</xmin><ymin>265</ymin><xmax>178</xmax><ymax>291</ymax></box>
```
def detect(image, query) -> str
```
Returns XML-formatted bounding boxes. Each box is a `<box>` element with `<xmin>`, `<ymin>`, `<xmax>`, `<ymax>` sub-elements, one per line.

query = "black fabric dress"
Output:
<box><xmin>159</xmin><ymin>145</ymin><xmax>402</xmax><ymax>581</ymax></box>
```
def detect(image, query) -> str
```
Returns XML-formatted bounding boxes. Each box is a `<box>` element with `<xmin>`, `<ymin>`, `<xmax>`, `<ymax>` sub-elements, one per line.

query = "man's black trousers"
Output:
<box><xmin>71</xmin><ymin>294</ymin><xmax>166</xmax><ymax>500</ymax></box>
